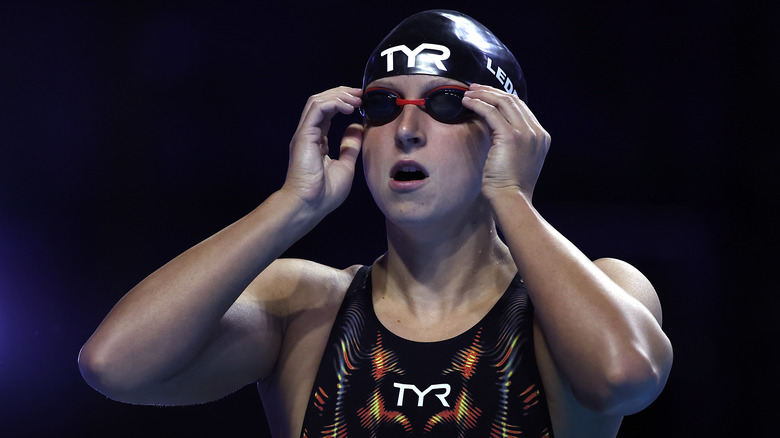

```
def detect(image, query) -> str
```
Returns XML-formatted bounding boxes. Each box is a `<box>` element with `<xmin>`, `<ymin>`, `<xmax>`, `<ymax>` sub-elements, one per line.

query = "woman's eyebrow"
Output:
<box><xmin>369</xmin><ymin>78</ymin><xmax>464</xmax><ymax>93</ymax></box>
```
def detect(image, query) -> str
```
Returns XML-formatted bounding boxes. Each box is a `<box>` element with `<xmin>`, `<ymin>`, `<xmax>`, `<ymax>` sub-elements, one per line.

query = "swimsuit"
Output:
<box><xmin>300</xmin><ymin>266</ymin><xmax>554</xmax><ymax>437</ymax></box>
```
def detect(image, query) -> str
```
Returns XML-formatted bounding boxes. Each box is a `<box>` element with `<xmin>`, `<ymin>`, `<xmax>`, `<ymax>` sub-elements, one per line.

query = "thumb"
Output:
<box><xmin>337</xmin><ymin>123</ymin><xmax>364</xmax><ymax>170</ymax></box>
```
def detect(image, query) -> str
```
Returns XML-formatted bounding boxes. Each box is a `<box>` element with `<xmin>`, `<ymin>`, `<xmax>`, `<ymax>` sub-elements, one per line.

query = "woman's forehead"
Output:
<box><xmin>366</xmin><ymin>74</ymin><xmax>468</xmax><ymax>92</ymax></box>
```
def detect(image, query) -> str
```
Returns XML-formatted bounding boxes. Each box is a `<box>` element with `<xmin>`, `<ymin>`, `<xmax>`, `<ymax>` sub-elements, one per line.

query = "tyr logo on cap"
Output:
<box><xmin>380</xmin><ymin>43</ymin><xmax>451</xmax><ymax>72</ymax></box>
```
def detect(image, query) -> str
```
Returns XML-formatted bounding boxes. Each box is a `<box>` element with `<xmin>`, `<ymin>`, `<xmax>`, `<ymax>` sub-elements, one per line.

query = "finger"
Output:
<box><xmin>337</xmin><ymin>123</ymin><xmax>364</xmax><ymax>171</ymax></box>
<box><xmin>462</xmin><ymin>93</ymin><xmax>519</xmax><ymax>134</ymax></box>
<box><xmin>319</xmin><ymin>135</ymin><xmax>329</xmax><ymax>156</ymax></box>
<box><xmin>296</xmin><ymin>87</ymin><xmax>363</xmax><ymax>132</ymax></box>
<box><xmin>467</xmin><ymin>83</ymin><xmax>545</xmax><ymax>133</ymax></box>
<box><xmin>463</xmin><ymin>86</ymin><xmax>550</xmax><ymax>153</ymax></box>
<box><xmin>463</xmin><ymin>90</ymin><xmax>549</xmax><ymax>149</ymax></box>
<box><xmin>298</xmin><ymin>86</ymin><xmax>362</xmax><ymax>119</ymax></box>
<box><xmin>464</xmin><ymin>84</ymin><xmax>530</xmax><ymax>128</ymax></box>
<box><xmin>297</xmin><ymin>98</ymin><xmax>350</xmax><ymax>134</ymax></box>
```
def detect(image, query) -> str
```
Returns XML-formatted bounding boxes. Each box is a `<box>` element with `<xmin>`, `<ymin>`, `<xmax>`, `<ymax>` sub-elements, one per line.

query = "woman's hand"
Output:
<box><xmin>282</xmin><ymin>86</ymin><xmax>364</xmax><ymax>215</ymax></box>
<box><xmin>462</xmin><ymin>84</ymin><xmax>550</xmax><ymax>202</ymax></box>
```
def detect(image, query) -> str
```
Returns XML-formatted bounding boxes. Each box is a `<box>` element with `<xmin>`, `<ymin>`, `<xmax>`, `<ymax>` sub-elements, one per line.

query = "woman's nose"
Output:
<box><xmin>394</xmin><ymin>104</ymin><xmax>427</xmax><ymax>151</ymax></box>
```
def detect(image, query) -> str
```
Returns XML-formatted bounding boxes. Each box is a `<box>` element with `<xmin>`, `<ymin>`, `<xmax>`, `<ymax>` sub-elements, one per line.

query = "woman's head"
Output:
<box><xmin>359</xmin><ymin>11</ymin><xmax>523</xmax><ymax>231</ymax></box>
<box><xmin>362</xmin><ymin>10</ymin><xmax>526</xmax><ymax>101</ymax></box>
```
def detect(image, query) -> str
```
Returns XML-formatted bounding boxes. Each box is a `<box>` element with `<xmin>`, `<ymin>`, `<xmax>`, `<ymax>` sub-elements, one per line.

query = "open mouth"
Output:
<box><xmin>394</xmin><ymin>168</ymin><xmax>427</xmax><ymax>181</ymax></box>
<box><xmin>391</xmin><ymin>163</ymin><xmax>429</xmax><ymax>182</ymax></box>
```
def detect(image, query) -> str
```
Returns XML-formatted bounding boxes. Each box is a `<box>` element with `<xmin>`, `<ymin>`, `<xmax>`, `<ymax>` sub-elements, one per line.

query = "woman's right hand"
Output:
<box><xmin>282</xmin><ymin>86</ymin><xmax>364</xmax><ymax>215</ymax></box>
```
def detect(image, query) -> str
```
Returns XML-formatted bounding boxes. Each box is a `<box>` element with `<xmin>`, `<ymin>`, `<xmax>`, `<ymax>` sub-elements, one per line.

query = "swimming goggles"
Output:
<box><xmin>359</xmin><ymin>85</ymin><xmax>475</xmax><ymax>125</ymax></box>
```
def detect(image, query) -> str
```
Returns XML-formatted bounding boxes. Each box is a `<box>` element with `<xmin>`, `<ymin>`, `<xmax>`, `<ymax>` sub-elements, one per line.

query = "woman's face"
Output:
<box><xmin>362</xmin><ymin>74</ymin><xmax>493</xmax><ymax>230</ymax></box>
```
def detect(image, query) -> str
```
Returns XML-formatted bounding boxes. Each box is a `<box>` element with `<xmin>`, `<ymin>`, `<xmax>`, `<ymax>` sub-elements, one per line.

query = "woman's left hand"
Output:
<box><xmin>462</xmin><ymin>83</ymin><xmax>550</xmax><ymax>202</ymax></box>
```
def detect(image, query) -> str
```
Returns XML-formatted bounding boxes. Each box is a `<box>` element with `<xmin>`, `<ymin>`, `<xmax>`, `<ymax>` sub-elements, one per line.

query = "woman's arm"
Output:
<box><xmin>78</xmin><ymin>87</ymin><xmax>365</xmax><ymax>405</ymax></box>
<box><xmin>464</xmin><ymin>84</ymin><xmax>673</xmax><ymax>415</ymax></box>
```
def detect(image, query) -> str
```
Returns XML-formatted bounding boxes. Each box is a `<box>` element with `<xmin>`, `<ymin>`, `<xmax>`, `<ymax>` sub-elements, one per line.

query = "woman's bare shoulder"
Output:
<box><xmin>241</xmin><ymin>258</ymin><xmax>364</xmax><ymax>313</ymax></box>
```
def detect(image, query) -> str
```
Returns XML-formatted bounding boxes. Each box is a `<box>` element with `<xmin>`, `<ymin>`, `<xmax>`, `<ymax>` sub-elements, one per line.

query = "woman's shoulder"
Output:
<box><xmin>243</xmin><ymin>258</ymin><xmax>364</xmax><ymax>313</ymax></box>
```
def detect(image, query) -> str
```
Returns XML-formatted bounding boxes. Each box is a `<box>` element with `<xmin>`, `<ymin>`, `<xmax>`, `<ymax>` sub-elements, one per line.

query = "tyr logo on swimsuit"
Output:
<box><xmin>393</xmin><ymin>382</ymin><xmax>451</xmax><ymax>407</ymax></box>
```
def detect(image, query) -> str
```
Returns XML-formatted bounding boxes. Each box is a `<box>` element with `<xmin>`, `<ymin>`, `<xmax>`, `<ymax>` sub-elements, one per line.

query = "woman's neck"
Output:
<box><xmin>374</xmin><ymin>217</ymin><xmax>515</xmax><ymax>309</ymax></box>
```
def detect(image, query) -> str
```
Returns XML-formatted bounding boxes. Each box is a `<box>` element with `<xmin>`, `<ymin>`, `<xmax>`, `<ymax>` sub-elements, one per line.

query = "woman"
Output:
<box><xmin>79</xmin><ymin>10</ymin><xmax>672</xmax><ymax>437</ymax></box>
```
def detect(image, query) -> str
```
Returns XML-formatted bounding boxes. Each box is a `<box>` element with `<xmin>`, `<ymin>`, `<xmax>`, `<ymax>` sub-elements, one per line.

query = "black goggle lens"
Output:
<box><xmin>362</xmin><ymin>90</ymin><xmax>399</xmax><ymax>123</ymax></box>
<box><xmin>428</xmin><ymin>89</ymin><xmax>468</xmax><ymax>120</ymax></box>
<box><xmin>360</xmin><ymin>86</ymin><xmax>474</xmax><ymax>125</ymax></box>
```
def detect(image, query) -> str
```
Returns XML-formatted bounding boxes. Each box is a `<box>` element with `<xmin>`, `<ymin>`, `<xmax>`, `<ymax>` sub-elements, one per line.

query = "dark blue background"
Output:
<box><xmin>1</xmin><ymin>0</ymin><xmax>776</xmax><ymax>436</ymax></box>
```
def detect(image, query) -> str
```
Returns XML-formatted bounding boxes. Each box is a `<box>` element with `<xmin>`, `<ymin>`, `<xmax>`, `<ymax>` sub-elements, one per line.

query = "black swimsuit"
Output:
<box><xmin>300</xmin><ymin>266</ymin><xmax>554</xmax><ymax>437</ymax></box>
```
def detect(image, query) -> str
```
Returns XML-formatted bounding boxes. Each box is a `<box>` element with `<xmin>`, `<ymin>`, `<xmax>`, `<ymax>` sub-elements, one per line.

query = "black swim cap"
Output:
<box><xmin>362</xmin><ymin>10</ymin><xmax>527</xmax><ymax>102</ymax></box>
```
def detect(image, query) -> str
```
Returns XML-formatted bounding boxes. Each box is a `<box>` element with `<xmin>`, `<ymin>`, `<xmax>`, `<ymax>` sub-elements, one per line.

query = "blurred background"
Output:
<box><xmin>1</xmin><ymin>0</ymin><xmax>776</xmax><ymax>436</ymax></box>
